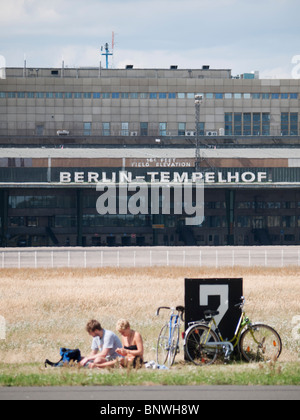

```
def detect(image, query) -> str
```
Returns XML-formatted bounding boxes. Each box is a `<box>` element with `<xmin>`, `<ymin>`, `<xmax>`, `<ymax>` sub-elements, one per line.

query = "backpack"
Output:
<box><xmin>44</xmin><ymin>347</ymin><xmax>81</xmax><ymax>367</ymax></box>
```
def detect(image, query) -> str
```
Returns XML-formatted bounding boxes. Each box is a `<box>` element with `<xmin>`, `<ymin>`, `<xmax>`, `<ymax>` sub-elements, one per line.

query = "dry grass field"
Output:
<box><xmin>0</xmin><ymin>266</ymin><xmax>299</xmax><ymax>366</ymax></box>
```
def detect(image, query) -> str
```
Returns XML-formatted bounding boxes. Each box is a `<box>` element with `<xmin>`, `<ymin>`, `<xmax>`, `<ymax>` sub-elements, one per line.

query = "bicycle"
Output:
<box><xmin>184</xmin><ymin>297</ymin><xmax>282</xmax><ymax>366</ymax></box>
<box><xmin>156</xmin><ymin>305</ymin><xmax>185</xmax><ymax>367</ymax></box>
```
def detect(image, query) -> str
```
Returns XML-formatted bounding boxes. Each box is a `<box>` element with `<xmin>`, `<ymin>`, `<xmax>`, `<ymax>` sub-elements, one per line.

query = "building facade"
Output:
<box><xmin>0</xmin><ymin>66</ymin><xmax>300</xmax><ymax>247</ymax></box>
<box><xmin>0</xmin><ymin>66</ymin><xmax>299</xmax><ymax>139</ymax></box>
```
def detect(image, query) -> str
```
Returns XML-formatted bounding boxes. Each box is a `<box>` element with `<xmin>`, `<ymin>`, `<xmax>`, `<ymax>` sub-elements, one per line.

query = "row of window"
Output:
<box><xmin>225</xmin><ymin>112</ymin><xmax>299</xmax><ymax>136</ymax></box>
<box><xmin>8</xmin><ymin>215</ymin><xmax>150</xmax><ymax>228</ymax></box>
<box><xmin>237</xmin><ymin>215</ymin><xmax>300</xmax><ymax>228</ymax></box>
<box><xmin>10</xmin><ymin>195</ymin><xmax>300</xmax><ymax>211</ymax></box>
<box><xmin>8</xmin><ymin>195</ymin><xmax>76</xmax><ymax>209</ymax></box>
<box><xmin>225</xmin><ymin>112</ymin><xmax>271</xmax><ymax>136</ymax></box>
<box><xmin>8</xmin><ymin>214</ymin><xmax>300</xmax><ymax>229</ymax></box>
<box><xmin>0</xmin><ymin>91</ymin><xmax>299</xmax><ymax>100</ymax></box>
<box><xmin>237</xmin><ymin>201</ymin><xmax>300</xmax><ymax>209</ymax></box>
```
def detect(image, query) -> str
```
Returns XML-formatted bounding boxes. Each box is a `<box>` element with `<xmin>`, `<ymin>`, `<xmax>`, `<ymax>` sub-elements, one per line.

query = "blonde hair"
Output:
<box><xmin>116</xmin><ymin>319</ymin><xmax>130</xmax><ymax>332</ymax></box>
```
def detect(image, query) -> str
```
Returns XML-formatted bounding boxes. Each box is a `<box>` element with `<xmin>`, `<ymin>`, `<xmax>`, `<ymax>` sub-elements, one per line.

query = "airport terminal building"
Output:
<box><xmin>1</xmin><ymin>65</ymin><xmax>300</xmax><ymax>247</ymax></box>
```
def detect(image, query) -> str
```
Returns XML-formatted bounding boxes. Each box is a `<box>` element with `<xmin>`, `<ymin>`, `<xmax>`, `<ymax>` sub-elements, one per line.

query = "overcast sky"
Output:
<box><xmin>0</xmin><ymin>0</ymin><xmax>299</xmax><ymax>78</ymax></box>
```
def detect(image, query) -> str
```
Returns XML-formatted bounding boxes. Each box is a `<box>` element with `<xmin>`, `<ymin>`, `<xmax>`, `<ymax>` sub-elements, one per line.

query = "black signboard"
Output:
<box><xmin>185</xmin><ymin>278</ymin><xmax>243</xmax><ymax>341</ymax></box>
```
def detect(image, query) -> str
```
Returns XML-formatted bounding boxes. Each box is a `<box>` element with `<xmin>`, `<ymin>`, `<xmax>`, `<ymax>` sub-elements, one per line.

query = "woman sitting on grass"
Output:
<box><xmin>115</xmin><ymin>319</ymin><xmax>144</xmax><ymax>368</ymax></box>
<box><xmin>89</xmin><ymin>319</ymin><xmax>144</xmax><ymax>369</ymax></box>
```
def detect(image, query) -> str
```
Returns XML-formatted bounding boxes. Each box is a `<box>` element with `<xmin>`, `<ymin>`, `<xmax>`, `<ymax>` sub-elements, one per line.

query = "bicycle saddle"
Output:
<box><xmin>204</xmin><ymin>310</ymin><xmax>219</xmax><ymax>317</ymax></box>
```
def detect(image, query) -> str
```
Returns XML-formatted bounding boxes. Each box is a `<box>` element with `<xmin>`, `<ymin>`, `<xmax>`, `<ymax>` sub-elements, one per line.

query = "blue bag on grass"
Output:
<box><xmin>45</xmin><ymin>347</ymin><xmax>81</xmax><ymax>367</ymax></box>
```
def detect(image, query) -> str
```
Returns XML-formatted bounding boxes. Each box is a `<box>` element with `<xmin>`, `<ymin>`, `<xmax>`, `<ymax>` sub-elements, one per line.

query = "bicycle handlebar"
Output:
<box><xmin>156</xmin><ymin>305</ymin><xmax>185</xmax><ymax>320</ymax></box>
<box><xmin>156</xmin><ymin>306</ymin><xmax>171</xmax><ymax>316</ymax></box>
<box><xmin>235</xmin><ymin>296</ymin><xmax>245</xmax><ymax>309</ymax></box>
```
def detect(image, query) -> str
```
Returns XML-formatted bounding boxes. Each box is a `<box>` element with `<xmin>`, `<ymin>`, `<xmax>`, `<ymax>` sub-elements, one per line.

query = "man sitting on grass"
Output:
<box><xmin>79</xmin><ymin>319</ymin><xmax>122</xmax><ymax>368</ymax></box>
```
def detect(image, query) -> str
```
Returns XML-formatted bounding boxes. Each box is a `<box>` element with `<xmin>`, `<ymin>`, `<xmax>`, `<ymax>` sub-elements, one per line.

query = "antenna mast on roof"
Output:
<box><xmin>101</xmin><ymin>41</ymin><xmax>113</xmax><ymax>69</ymax></box>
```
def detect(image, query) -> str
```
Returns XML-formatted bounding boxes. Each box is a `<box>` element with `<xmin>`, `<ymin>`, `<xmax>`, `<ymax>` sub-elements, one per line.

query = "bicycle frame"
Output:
<box><xmin>210</xmin><ymin>310</ymin><xmax>252</xmax><ymax>348</ymax></box>
<box><xmin>184</xmin><ymin>298</ymin><xmax>253</xmax><ymax>360</ymax></box>
<box><xmin>168</xmin><ymin>313</ymin><xmax>180</xmax><ymax>345</ymax></box>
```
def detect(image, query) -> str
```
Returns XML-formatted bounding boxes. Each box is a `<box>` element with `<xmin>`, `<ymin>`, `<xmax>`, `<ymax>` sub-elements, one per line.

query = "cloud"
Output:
<box><xmin>1</xmin><ymin>0</ymin><xmax>300</xmax><ymax>78</ymax></box>
<box><xmin>0</xmin><ymin>0</ymin><xmax>61</xmax><ymax>26</ymax></box>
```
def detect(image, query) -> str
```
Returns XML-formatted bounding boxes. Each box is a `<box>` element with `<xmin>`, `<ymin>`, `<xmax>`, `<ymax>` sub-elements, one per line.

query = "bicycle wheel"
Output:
<box><xmin>185</xmin><ymin>324</ymin><xmax>219</xmax><ymax>366</ymax></box>
<box><xmin>239</xmin><ymin>323</ymin><xmax>282</xmax><ymax>363</ymax></box>
<box><xmin>156</xmin><ymin>324</ymin><xmax>170</xmax><ymax>366</ymax></box>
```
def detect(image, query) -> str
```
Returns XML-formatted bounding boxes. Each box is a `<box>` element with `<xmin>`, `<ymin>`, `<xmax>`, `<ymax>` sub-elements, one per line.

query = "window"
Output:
<box><xmin>290</xmin><ymin>93</ymin><xmax>298</xmax><ymax>99</ymax></box>
<box><xmin>17</xmin><ymin>92</ymin><xmax>25</xmax><ymax>98</ymax></box>
<box><xmin>262</xmin><ymin>93</ymin><xmax>270</xmax><ymax>99</ymax></box>
<box><xmin>282</xmin><ymin>216</ymin><xmax>296</xmax><ymax>228</ymax></box>
<box><xmin>282</xmin><ymin>201</ymin><xmax>295</xmax><ymax>209</ymax></box>
<box><xmin>149</xmin><ymin>93</ymin><xmax>157</xmax><ymax>99</ymax></box>
<box><xmin>253</xmin><ymin>113</ymin><xmax>261</xmax><ymax>135</ymax></box>
<box><xmin>224</xmin><ymin>93</ymin><xmax>232</xmax><ymax>99</ymax></box>
<box><xmin>168</xmin><ymin>93</ymin><xmax>176</xmax><ymax>99</ymax></box>
<box><xmin>206</xmin><ymin>93</ymin><xmax>213</xmax><ymax>99</ymax></box>
<box><xmin>130</xmin><ymin>93</ymin><xmax>138</xmax><ymax>99</ymax></box>
<box><xmin>215</xmin><ymin>93</ymin><xmax>223</xmax><ymax>99</ymax></box>
<box><xmin>55</xmin><ymin>92</ymin><xmax>63</xmax><ymax>99</ymax></box>
<box><xmin>112</xmin><ymin>92</ymin><xmax>119</xmax><ymax>99</ymax></box>
<box><xmin>140</xmin><ymin>122</ymin><xmax>148</xmax><ymax>136</ymax></box>
<box><xmin>262</xmin><ymin>113</ymin><xmax>270</xmax><ymax>135</ymax></box>
<box><xmin>234</xmin><ymin>93</ymin><xmax>242</xmax><ymax>99</ymax></box>
<box><xmin>178</xmin><ymin>93</ymin><xmax>185</xmax><ymax>99</ymax></box>
<box><xmin>291</xmin><ymin>113</ymin><xmax>298</xmax><ymax>135</ymax></box>
<box><xmin>36</xmin><ymin>92</ymin><xmax>44</xmax><ymax>98</ymax></box>
<box><xmin>84</xmin><ymin>122</ymin><xmax>91</xmax><ymax>136</ymax></box>
<box><xmin>27</xmin><ymin>92</ymin><xmax>35</xmax><ymax>98</ymax></box>
<box><xmin>267</xmin><ymin>202</ymin><xmax>280</xmax><ymax>209</ymax></box>
<box><xmin>102</xmin><ymin>93</ymin><xmax>110</xmax><ymax>99</ymax></box>
<box><xmin>0</xmin><ymin>92</ymin><xmax>5</xmax><ymax>98</ymax></box>
<box><xmin>281</xmin><ymin>113</ymin><xmax>289</xmax><ymax>135</ymax></box>
<box><xmin>121</xmin><ymin>122</ymin><xmax>129</xmax><ymax>136</ymax></box>
<box><xmin>9</xmin><ymin>217</ymin><xmax>25</xmax><ymax>227</ymax></box>
<box><xmin>65</xmin><ymin>92</ymin><xmax>73</xmax><ymax>99</ymax></box>
<box><xmin>281</xmin><ymin>93</ymin><xmax>288</xmax><ymax>99</ymax></box>
<box><xmin>7</xmin><ymin>92</ymin><xmax>16</xmax><ymax>98</ymax></box>
<box><xmin>159</xmin><ymin>122</ymin><xmax>167</xmax><ymax>136</ymax></box>
<box><xmin>55</xmin><ymin>216</ymin><xmax>77</xmax><ymax>228</ymax></box>
<box><xmin>121</xmin><ymin>93</ymin><xmax>129</xmax><ymax>99</ymax></box>
<box><xmin>208</xmin><ymin>216</ymin><xmax>221</xmax><ymax>228</ymax></box>
<box><xmin>234</xmin><ymin>113</ymin><xmax>242</xmax><ymax>135</ymax></box>
<box><xmin>140</xmin><ymin>93</ymin><xmax>148</xmax><ymax>99</ymax></box>
<box><xmin>93</xmin><ymin>93</ymin><xmax>100</xmax><ymax>99</ymax></box>
<box><xmin>83</xmin><ymin>92</ymin><xmax>91</xmax><ymax>99</ymax></box>
<box><xmin>159</xmin><ymin>93</ymin><xmax>167</xmax><ymax>99</ymax></box>
<box><xmin>102</xmin><ymin>122</ymin><xmax>110</xmax><ymax>136</ymax></box>
<box><xmin>46</xmin><ymin>92</ymin><xmax>54</xmax><ymax>98</ymax></box>
<box><xmin>237</xmin><ymin>216</ymin><xmax>251</xmax><ymax>228</ymax></box>
<box><xmin>281</xmin><ymin>113</ymin><xmax>298</xmax><ymax>135</ymax></box>
<box><xmin>178</xmin><ymin>122</ymin><xmax>186</xmax><ymax>136</ymax></box>
<box><xmin>225</xmin><ymin>113</ymin><xmax>233</xmax><ymax>135</ymax></box>
<box><xmin>267</xmin><ymin>216</ymin><xmax>281</xmax><ymax>227</ymax></box>
<box><xmin>74</xmin><ymin>92</ymin><xmax>82</xmax><ymax>99</ymax></box>
<box><xmin>243</xmin><ymin>113</ymin><xmax>252</xmax><ymax>135</ymax></box>
<box><xmin>187</xmin><ymin>93</ymin><xmax>194</xmax><ymax>99</ymax></box>
<box><xmin>252</xmin><ymin>93</ymin><xmax>260</xmax><ymax>99</ymax></box>
<box><xmin>27</xmin><ymin>217</ymin><xmax>38</xmax><ymax>227</ymax></box>
<box><xmin>271</xmin><ymin>93</ymin><xmax>279</xmax><ymax>99</ymax></box>
<box><xmin>244</xmin><ymin>93</ymin><xmax>251</xmax><ymax>99</ymax></box>
<box><xmin>196</xmin><ymin>122</ymin><xmax>205</xmax><ymax>136</ymax></box>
